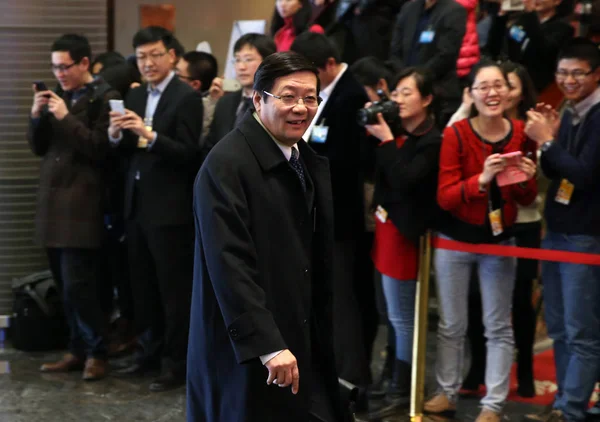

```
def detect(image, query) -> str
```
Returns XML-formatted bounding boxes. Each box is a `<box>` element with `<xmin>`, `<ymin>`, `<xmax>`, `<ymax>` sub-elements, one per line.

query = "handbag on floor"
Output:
<box><xmin>11</xmin><ymin>270</ymin><xmax>68</xmax><ymax>351</ymax></box>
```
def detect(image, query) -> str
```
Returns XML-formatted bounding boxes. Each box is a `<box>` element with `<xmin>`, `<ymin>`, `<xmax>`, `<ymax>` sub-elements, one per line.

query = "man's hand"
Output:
<box><xmin>46</xmin><ymin>91</ymin><xmax>69</xmax><ymax>121</ymax></box>
<box><xmin>525</xmin><ymin>110</ymin><xmax>554</xmax><ymax>146</ymax></box>
<box><xmin>111</xmin><ymin>110</ymin><xmax>154</xmax><ymax>140</ymax></box>
<box><xmin>209</xmin><ymin>77</ymin><xmax>225</xmax><ymax>101</ymax></box>
<box><xmin>108</xmin><ymin>110</ymin><xmax>129</xmax><ymax>139</ymax></box>
<box><xmin>534</xmin><ymin>102</ymin><xmax>560</xmax><ymax>138</ymax></box>
<box><xmin>265</xmin><ymin>349</ymin><xmax>300</xmax><ymax>395</ymax></box>
<box><xmin>31</xmin><ymin>86</ymin><xmax>50</xmax><ymax>118</ymax></box>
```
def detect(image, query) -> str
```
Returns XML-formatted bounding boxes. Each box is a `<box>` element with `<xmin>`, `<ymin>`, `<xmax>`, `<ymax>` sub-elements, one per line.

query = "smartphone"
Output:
<box><xmin>222</xmin><ymin>79</ymin><xmax>241</xmax><ymax>92</ymax></box>
<box><xmin>502</xmin><ymin>0</ymin><xmax>525</xmax><ymax>11</ymax></box>
<box><xmin>109</xmin><ymin>99</ymin><xmax>126</xmax><ymax>115</ymax></box>
<box><xmin>34</xmin><ymin>81</ymin><xmax>47</xmax><ymax>92</ymax></box>
<box><xmin>496</xmin><ymin>151</ymin><xmax>526</xmax><ymax>186</ymax></box>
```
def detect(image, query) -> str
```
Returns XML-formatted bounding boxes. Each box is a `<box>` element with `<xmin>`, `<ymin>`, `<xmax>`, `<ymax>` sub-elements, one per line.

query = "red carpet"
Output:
<box><xmin>462</xmin><ymin>348</ymin><xmax>600</xmax><ymax>406</ymax></box>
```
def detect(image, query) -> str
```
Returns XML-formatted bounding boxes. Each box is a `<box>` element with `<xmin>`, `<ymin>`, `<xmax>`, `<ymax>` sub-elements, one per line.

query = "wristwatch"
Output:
<box><xmin>540</xmin><ymin>141</ymin><xmax>553</xmax><ymax>152</ymax></box>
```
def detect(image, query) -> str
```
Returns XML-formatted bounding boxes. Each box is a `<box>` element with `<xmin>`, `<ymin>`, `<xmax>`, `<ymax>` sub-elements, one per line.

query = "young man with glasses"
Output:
<box><xmin>108</xmin><ymin>26</ymin><xmax>203</xmax><ymax>392</ymax></box>
<box><xmin>30</xmin><ymin>33</ymin><xmax>120</xmax><ymax>381</ymax></box>
<box><xmin>175</xmin><ymin>51</ymin><xmax>219</xmax><ymax>140</ymax></box>
<box><xmin>200</xmin><ymin>33</ymin><xmax>276</xmax><ymax>161</ymax></box>
<box><xmin>524</xmin><ymin>38</ymin><xmax>600</xmax><ymax>422</ymax></box>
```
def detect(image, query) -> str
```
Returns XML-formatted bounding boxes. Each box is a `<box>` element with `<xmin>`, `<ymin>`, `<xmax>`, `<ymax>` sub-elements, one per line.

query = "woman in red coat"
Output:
<box><xmin>424</xmin><ymin>60</ymin><xmax>537</xmax><ymax>422</ymax></box>
<box><xmin>271</xmin><ymin>0</ymin><xmax>325</xmax><ymax>52</ymax></box>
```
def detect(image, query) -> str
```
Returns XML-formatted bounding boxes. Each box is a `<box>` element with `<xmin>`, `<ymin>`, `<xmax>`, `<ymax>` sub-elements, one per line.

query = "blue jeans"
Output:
<box><xmin>542</xmin><ymin>231</ymin><xmax>600</xmax><ymax>422</ymax></box>
<box><xmin>434</xmin><ymin>235</ymin><xmax>516</xmax><ymax>412</ymax></box>
<box><xmin>381</xmin><ymin>276</ymin><xmax>416</xmax><ymax>363</ymax></box>
<box><xmin>47</xmin><ymin>248</ymin><xmax>108</xmax><ymax>359</ymax></box>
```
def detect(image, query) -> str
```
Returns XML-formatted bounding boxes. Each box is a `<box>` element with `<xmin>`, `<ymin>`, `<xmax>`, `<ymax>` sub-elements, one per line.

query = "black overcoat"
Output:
<box><xmin>187</xmin><ymin>113</ymin><xmax>343</xmax><ymax>422</ymax></box>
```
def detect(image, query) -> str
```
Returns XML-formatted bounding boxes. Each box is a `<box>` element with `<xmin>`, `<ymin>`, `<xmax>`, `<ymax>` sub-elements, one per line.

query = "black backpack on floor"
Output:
<box><xmin>11</xmin><ymin>270</ymin><xmax>68</xmax><ymax>351</ymax></box>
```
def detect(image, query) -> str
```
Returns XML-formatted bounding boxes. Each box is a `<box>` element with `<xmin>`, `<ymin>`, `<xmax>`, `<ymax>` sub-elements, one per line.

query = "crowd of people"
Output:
<box><xmin>23</xmin><ymin>0</ymin><xmax>600</xmax><ymax>421</ymax></box>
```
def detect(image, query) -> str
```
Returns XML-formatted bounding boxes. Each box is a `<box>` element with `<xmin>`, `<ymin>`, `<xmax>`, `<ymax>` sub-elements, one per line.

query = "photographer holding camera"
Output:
<box><xmin>363</xmin><ymin>67</ymin><xmax>443</xmax><ymax>420</ymax></box>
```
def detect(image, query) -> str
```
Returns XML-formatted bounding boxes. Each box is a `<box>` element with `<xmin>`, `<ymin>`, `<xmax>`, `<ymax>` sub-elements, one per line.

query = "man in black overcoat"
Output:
<box><xmin>187</xmin><ymin>52</ymin><xmax>344</xmax><ymax>422</ymax></box>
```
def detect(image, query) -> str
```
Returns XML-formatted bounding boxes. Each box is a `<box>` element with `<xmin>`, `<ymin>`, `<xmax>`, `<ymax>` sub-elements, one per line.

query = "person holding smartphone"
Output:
<box><xmin>425</xmin><ymin>60</ymin><xmax>537</xmax><ymax>422</ymax></box>
<box><xmin>28</xmin><ymin>33</ymin><xmax>120</xmax><ymax>381</ymax></box>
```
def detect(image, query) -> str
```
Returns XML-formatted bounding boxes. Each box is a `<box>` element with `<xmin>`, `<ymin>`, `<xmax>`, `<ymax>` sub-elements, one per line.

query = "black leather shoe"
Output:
<box><xmin>113</xmin><ymin>361</ymin><xmax>159</xmax><ymax>378</ymax></box>
<box><xmin>149</xmin><ymin>371</ymin><xmax>185</xmax><ymax>392</ymax></box>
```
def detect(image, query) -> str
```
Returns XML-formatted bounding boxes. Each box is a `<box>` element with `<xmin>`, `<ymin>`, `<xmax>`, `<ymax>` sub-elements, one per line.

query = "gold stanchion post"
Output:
<box><xmin>410</xmin><ymin>231</ymin><xmax>432</xmax><ymax>422</ymax></box>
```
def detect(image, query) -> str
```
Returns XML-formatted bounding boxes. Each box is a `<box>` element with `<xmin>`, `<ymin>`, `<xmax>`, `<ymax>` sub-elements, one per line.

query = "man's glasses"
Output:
<box><xmin>471</xmin><ymin>83</ymin><xmax>509</xmax><ymax>95</ymax></box>
<box><xmin>555</xmin><ymin>69</ymin><xmax>594</xmax><ymax>82</ymax></box>
<box><xmin>231</xmin><ymin>57</ymin><xmax>259</xmax><ymax>65</ymax></box>
<box><xmin>263</xmin><ymin>91</ymin><xmax>322</xmax><ymax>108</ymax></box>
<box><xmin>51</xmin><ymin>61</ymin><xmax>80</xmax><ymax>73</ymax></box>
<box><xmin>135</xmin><ymin>51</ymin><xmax>168</xmax><ymax>63</ymax></box>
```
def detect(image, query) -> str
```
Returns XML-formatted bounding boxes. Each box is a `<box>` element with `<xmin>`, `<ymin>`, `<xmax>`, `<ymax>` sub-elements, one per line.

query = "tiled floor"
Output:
<box><xmin>0</xmin><ymin>326</ymin><xmax>543</xmax><ymax>422</ymax></box>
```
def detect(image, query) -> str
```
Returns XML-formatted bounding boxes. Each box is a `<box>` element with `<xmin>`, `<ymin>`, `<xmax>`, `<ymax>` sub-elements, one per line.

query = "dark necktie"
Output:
<box><xmin>235</xmin><ymin>97</ymin><xmax>253</xmax><ymax>127</ymax></box>
<box><xmin>289</xmin><ymin>147</ymin><xmax>306</xmax><ymax>192</ymax></box>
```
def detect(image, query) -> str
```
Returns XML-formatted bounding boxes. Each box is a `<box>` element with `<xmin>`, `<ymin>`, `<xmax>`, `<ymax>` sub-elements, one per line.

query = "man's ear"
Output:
<box><xmin>252</xmin><ymin>90</ymin><xmax>262</xmax><ymax>112</ymax></box>
<box><xmin>192</xmin><ymin>80</ymin><xmax>202</xmax><ymax>91</ymax></box>
<box><xmin>80</xmin><ymin>56</ymin><xmax>90</xmax><ymax>72</ymax></box>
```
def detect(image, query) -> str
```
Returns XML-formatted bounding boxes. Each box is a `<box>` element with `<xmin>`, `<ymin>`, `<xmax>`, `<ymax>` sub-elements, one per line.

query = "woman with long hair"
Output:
<box><xmin>271</xmin><ymin>0</ymin><xmax>324</xmax><ymax>52</ymax></box>
<box><xmin>363</xmin><ymin>67</ymin><xmax>443</xmax><ymax>420</ymax></box>
<box><xmin>425</xmin><ymin>60</ymin><xmax>537</xmax><ymax>422</ymax></box>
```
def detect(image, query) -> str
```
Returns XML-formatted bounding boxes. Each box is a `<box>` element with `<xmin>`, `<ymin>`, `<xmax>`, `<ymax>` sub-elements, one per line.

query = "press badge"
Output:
<box><xmin>489</xmin><ymin>209</ymin><xmax>504</xmax><ymax>236</ymax></box>
<box><xmin>375</xmin><ymin>205</ymin><xmax>388</xmax><ymax>223</ymax></box>
<box><xmin>509</xmin><ymin>25</ymin><xmax>526</xmax><ymax>43</ymax></box>
<box><xmin>419</xmin><ymin>29</ymin><xmax>435</xmax><ymax>44</ymax></box>
<box><xmin>555</xmin><ymin>179</ymin><xmax>574</xmax><ymax>205</ymax></box>
<box><xmin>311</xmin><ymin>124</ymin><xmax>329</xmax><ymax>144</ymax></box>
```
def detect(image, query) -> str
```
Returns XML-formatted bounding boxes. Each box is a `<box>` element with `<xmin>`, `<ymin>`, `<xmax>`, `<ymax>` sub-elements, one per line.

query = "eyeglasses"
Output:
<box><xmin>231</xmin><ymin>57</ymin><xmax>259</xmax><ymax>65</ymax></box>
<box><xmin>263</xmin><ymin>91</ymin><xmax>322</xmax><ymax>107</ymax></box>
<box><xmin>555</xmin><ymin>69</ymin><xmax>593</xmax><ymax>81</ymax></box>
<box><xmin>471</xmin><ymin>83</ymin><xmax>508</xmax><ymax>95</ymax></box>
<box><xmin>177</xmin><ymin>74</ymin><xmax>195</xmax><ymax>81</ymax></box>
<box><xmin>51</xmin><ymin>61</ymin><xmax>79</xmax><ymax>73</ymax></box>
<box><xmin>136</xmin><ymin>51</ymin><xmax>168</xmax><ymax>63</ymax></box>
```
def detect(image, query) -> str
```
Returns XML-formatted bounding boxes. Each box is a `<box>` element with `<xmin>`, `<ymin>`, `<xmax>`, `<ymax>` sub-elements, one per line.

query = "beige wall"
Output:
<box><xmin>114</xmin><ymin>0</ymin><xmax>274</xmax><ymax>73</ymax></box>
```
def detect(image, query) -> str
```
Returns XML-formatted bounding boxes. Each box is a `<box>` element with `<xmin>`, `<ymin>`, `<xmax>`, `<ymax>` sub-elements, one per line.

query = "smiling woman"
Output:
<box><xmin>426</xmin><ymin>59</ymin><xmax>538</xmax><ymax>422</ymax></box>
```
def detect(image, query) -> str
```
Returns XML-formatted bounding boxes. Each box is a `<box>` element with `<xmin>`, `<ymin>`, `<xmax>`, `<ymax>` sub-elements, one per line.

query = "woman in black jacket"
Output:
<box><xmin>363</xmin><ymin>66</ymin><xmax>443</xmax><ymax>420</ymax></box>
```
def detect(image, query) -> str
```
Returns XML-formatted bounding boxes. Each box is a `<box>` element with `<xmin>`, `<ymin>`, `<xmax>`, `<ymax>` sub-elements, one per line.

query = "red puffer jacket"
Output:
<box><xmin>455</xmin><ymin>0</ymin><xmax>480</xmax><ymax>78</ymax></box>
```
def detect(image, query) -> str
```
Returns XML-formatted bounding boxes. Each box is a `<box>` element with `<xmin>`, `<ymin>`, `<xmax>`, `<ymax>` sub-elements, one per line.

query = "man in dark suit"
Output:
<box><xmin>188</xmin><ymin>52</ymin><xmax>344</xmax><ymax>422</ymax></box>
<box><xmin>30</xmin><ymin>34</ymin><xmax>120</xmax><ymax>380</ymax></box>
<box><xmin>200</xmin><ymin>33</ymin><xmax>276</xmax><ymax>159</ymax></box>
<box><xmin>291</xmin><ymin>32</ymin><xmax>376</xmax><ymax>390</ymax></box>
<box><xmin>390</xmin><ymin>0</ymin><xmax>466</xmax><ymax>124</ymax></box>
<box><xmin>108</xmin><ymin>26</ymin><xmax>203</xmax><ymax>392</ymax></box>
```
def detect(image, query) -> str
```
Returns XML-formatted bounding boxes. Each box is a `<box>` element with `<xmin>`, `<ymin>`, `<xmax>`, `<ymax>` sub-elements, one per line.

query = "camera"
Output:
<box><xmin>357</xmin><ymin>90</ymin><xmax>399</xmax><ymax>127</ymax></box>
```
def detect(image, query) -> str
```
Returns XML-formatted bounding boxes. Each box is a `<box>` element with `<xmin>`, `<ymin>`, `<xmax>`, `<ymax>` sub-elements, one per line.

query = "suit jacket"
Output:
<box><xmin>390</xmin><ymin>0</ymin><xmax>466</xmax><ymax>104</ymax></box>
<box><xmin>117</xmin><ymin>77</ymin><xmax>203</xmax><ymax>226</ymax></box>
<box><xmin>28</xmin><ymin>78</ymin><xmax>120</xmax><ymax>248</ymax></box>
<box><xmin>201</xmin><ymin>90</ymin><xmax>243</xmax><ymax>161</ymax></box>
<box><xmin>307</xmin><ymin>70</ymin><xmax>371</xmax><ymax>240</ymax></box>
<box><xmin>187</xmin><ymin>114</ymin><xmax>343</xmax><ymax>422</ymax></box>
